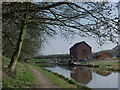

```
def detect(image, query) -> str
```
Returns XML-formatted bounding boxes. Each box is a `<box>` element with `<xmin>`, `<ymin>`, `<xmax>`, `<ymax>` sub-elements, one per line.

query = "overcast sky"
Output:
<box><xmin>34</xmin><ymin>0</ymin><xmax>119</xmax><ymax>2</ymax></box>
<box><xmin>39</xmin><ymin>34</ymin><xmax>118</xmax><ymax>55</ymax></box>
<box><xmin>38</xmin><ymin>1</ymin><xmax>118</xmax><ymax>55</ymax></box>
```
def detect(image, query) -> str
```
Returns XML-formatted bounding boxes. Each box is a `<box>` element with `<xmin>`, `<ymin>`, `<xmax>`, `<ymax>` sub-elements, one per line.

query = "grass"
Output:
<box><xmin>30</xmin><ymin>63</ymin><xmax>75</xmax><ymax>88</ymax></box>
<box><xmin>95</xmin><ymin>62</ymin><xmax>118</xmax><ymax>66</ymax></box>
<box><xmin>2</xmin><ymin>57</ymin><xmax>91</xmax><ymax>89</ymax></box>
<box><xmin>29</xmin><ymin>58</ymin><xmax>54</xmax><ymax>67</ymax></box>
<box><xmin>88</xmin><ymin>59</ymin><xmax>120</xmax><ymax>72</ymax></box>
<box><xmin>99</xmin><ymin>63</ymin><xmax>120</xmax><ymax>72</ymax></box>
<box><xmin>30</xmin><ymin>63</ymin><xmax>91</xmax><ymax>89</ymax></box>
<box><xmin>2</xmin><ymin>56</ymin><xmax>35</xmax><ymax>88</ymax></box>
<box><xmin>0</xmin><ymin>56</ymin><xmax>2</xmax><ymax>88</ymax></box>
<box><xmin>44</xmin><ymin>68</ymin><xmax>91</xmax><ymax>89</ymax></box>
<box><xmin>29</xmin><ymin>58</ymin><xmax>52</xmax><ymax>63</ymax></box>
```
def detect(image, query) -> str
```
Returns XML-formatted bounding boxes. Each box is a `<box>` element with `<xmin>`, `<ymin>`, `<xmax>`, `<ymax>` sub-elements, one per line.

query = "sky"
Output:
<box><xmin>2</xmin><ymin>0</ymin><xmax>119</xmax><ymax>2</ymax></box>
<box><xmin>37</xmin><ymin>2</ymin><xmax>118</xmax><ymax>55</ymax></box>
<box><xmin>34</xmin><ymin>0</ymin><xmax>119</xmax><ymax>2</ymax></box>
<box><xmin>39</xmin><ymin>34</ymin><xmax>118</xmax><ymax>55</ymax></box>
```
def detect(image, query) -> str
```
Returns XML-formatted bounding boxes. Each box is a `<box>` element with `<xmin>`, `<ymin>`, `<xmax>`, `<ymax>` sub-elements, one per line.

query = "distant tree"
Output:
<box><xmin>2</xmin><ymin>2</ymin><xmax>118</xmax><ymax>72</ymax></box>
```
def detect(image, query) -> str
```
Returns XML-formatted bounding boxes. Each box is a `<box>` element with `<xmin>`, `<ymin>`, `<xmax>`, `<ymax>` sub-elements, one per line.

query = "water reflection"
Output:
<box><xmin>94</xmin><ymin>70</ymin><xmax>111</xmax><ymax>76</ymax></box>
<box><xmin>71</xmin><ymin>67</ymin><xmax>92</xmax><ymax>84</ymax></box>
<box><xmin>45</xmin><ymin>66</ymin><xmax>118</xmax><ymax>88</ymax></box>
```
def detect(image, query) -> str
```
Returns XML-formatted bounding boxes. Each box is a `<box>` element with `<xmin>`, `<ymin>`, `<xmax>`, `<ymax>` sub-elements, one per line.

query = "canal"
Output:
<box><xmin>45</xmin><ymin>66</ymin><xmax>119</xmax><ymax>88</ymax></box>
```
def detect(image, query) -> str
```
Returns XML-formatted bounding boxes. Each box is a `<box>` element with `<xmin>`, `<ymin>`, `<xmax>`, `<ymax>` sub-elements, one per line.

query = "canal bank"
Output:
<box><xmin>30</xmin><ymin>63</ymin><xmax>91</xmax><ymax>89</ymax></box>
<box><xmin>29</xmin><ymin>58</ymin><xmax>119</xmax><ymax>88</ymax></box>
<box><xmin>87</xmin><ymin>59</ymin><xmax>119</xmax><ymax>72</ymax></box>
<box><xmin>26</xmin><ymin>64</ymin><xmax>59</xmax><ymax>88</ymax></box>
<box><xmin>29</xmin><ymin>58</ymin><xmax>119</xmax><ymax>72</ymax></box>
<box><xmin>45</xmin><ymin>66</ymin><xmax>119</xmax><ymax>88</ymax></box>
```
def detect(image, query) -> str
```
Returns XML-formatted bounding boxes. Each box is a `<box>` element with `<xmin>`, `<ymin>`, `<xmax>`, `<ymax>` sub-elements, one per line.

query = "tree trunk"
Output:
<box><xmin>8</xmin><ymin>20</ymin><xmax>27</xmax><ymax>72</ymax></box>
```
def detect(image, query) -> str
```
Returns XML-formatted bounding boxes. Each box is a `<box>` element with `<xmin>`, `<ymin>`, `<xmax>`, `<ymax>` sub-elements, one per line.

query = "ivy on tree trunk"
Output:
<box><xmin>8</xmin><ymin>20</ymin><xmax>27</xmax><ymax>72</ymax></box>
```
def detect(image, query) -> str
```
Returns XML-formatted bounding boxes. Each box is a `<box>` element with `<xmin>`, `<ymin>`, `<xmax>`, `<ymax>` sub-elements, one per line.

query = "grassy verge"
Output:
<box><xmin>2</xmin><ymin>56</ymin><xmax>35</xmax><ymax>88</ymax></box>
<box><xmin>29</xmin><ymin>58</ymin><xmax>53</xmax><ymax>63</ymax></box>
<box><xmin>98</xmin><ymin>62</ymin><xmax>119</xmax><ymax>72</ymax></box>
<box><xmin>29</xmin><ymin>58</ymin><xmax>54</xmax><ymax>67</ymax></box>
<box><xmin>88</xmin><ymin>59</ymin><xmax>120</xmax><ymax>72</ymax></box>
<box><xmin>30</xmin><ymin>63</ymin><xmax>91</xmax><ymax>89</ymax></box>
<box><xmin>43</xmin><ymin>68</ymin><xmax>91</xmax><ymax>89</ymax></box>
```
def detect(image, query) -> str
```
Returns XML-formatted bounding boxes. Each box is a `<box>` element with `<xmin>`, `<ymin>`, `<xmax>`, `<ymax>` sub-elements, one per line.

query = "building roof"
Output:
<box><xmin>69</xmin><ymin>41</ymin><xmax>91</xmax><ymax>50</ymax></box>
<box><xmin>100</xmin><ymin>52</ymin><xmax>111</xmax><ymax>56</ymax></box>
<box><xmin>95</xmin><ymin>51</ymin><xmax>112</xmax><ymax>56</ymax></box>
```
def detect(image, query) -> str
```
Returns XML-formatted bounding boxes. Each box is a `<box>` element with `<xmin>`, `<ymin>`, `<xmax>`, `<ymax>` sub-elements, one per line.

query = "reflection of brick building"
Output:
<box><xmin>71</xmin><ymin>67</ymin><xmax>92</xmax><ymax>84</ymax></box>
<box><xmin>95</xmin><ymin>70</ymin><xmax>111</xmax><ymax>76</ymax></box>
<box><xmin>69</xmin><ymin>41</ymin><xmax>92</xmax><ymax>60</ymax></box>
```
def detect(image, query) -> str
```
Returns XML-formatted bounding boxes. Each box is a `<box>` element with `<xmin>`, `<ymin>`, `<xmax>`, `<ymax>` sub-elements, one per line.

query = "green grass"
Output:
<box><xmin>2</xmin><ymin>56</ymin><xmax>35</xmax><ymax>88</ymax></box>
<box><xmin>89</xmin><ymin>60</ymin><xmax>119</xmax><ymax>72</ymax></box>
<box><xmin>45</xmin><ymin>69</ymin><xmax>91</xmax><ymax>89</ymax></box>
<box><xmin>30</xmin><ymin>64</ymin><xmax>91</xmax><ymax>89</ymax></box>
<box><xmin>29</xmin><ymin>58</ymin><xmax>52</xmax><ymax>63</ymax></box>
<box><xmin>31</xmin><ymin>64</ymin><xmax>76</xmax><ymax>88</ymax></box>
<box><xmin>95</xmin><ymin>62</ymin><xmax>118</xmax><ymax>66</ymax></box>
<box><xmin>92</xmin><ymin>61</ymin><xmax>118</xmax><ymax>67</ymax></box>
<box><xmin>29</xmin><ymin>58</ymin><xmax>54</xmax><ymax>67</ymax></box>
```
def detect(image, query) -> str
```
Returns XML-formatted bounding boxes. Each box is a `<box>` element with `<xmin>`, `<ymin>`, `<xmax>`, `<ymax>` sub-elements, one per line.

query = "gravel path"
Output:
<box><xmin>26</xmin><ymin>64</ymin><xmax>59</xmax><ymax>88</ymax></box>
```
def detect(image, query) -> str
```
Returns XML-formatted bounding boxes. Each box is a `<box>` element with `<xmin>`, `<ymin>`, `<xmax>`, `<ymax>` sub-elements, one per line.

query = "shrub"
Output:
<box><xmin>60</xmin><ymin>75</ymin><xmax>65</xmax><ymax>78</ymax></box>
<box><xmin>67</xmin><ymin>79</ymin><xmax>76</xmax><ymax>84</ymax></box>
<box><xmin>64</xmin><ymin>78</ymin><xmax>69</xmax><ymax>81</ymax></box>
<box><xmin>57</xmin><ymin>74</ymin><xmax>65</xmax><ymax>78</ymax></box>
<box><xmin>53</xmin><ymin>72</ymin><xmax>58</xmax><ymax>75</ymax></box>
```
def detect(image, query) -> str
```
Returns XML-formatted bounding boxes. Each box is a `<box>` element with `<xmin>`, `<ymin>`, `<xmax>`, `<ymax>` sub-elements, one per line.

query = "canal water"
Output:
<box><xmin>45</xmin><ymin>66</ymin><xmax>119</xmax><ymax>88</ymax></box>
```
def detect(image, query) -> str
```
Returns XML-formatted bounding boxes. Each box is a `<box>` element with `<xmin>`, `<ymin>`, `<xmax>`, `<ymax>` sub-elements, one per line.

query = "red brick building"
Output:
<box><xmin>93</xmin><ymin>52</ymin><xmax>112</xmax><ymax>60</ymax></box>
<box><xmin>69</xmin><ymin>41</ymin><xmax>92</xmax><ymax>60</ymax></box>
<box><xmin>98</xmin><ymin>52</ymin><xmax>112</xmax><ymax>60</ymax></box>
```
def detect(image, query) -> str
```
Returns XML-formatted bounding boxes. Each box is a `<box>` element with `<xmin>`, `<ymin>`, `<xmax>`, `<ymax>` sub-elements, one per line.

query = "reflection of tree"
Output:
<box><xmin>71</xmin><ymin>67</ymin><xmax>92</xmax><ymax>84</ymax></box>
<box><xmin>95</xmin><ymin>70</ymin><xmax>111</xmax><ymax>76</ymax></box>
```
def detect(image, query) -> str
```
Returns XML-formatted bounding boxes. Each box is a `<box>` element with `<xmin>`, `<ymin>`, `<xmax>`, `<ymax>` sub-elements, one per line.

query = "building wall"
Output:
<box><xmin>99</xmin><ymin>53</ymin><xmax>111</xmax><ymax>60</ymax></box>
<box><xmin>70</xmin><ymin>47</ymin><xmax>77</xmax><ymax>59</ymax></box>
<box><xmin>77</xmin><ymin>43</ymin><xmax>92</xmax><ymax>59</ymax></box>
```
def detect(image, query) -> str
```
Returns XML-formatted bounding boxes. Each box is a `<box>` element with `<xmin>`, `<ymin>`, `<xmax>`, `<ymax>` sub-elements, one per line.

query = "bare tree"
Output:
<box><xmin>2</xmin><ymin>2</ymin><xmax>118</xmax><ymax>72</ymax></box>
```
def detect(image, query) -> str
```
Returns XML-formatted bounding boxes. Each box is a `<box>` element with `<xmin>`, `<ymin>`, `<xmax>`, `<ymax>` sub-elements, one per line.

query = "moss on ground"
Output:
<box><xmin>2</xmin><ymin>56</ymin><xmax>35</xmax><ymax>88</ymax></box>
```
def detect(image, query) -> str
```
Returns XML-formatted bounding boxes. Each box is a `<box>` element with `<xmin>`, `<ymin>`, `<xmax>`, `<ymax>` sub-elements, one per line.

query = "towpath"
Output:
<box><xmin>26</xmin><ymin>64</ymin><xmax>59</xmax><ymax>88</ymax></box>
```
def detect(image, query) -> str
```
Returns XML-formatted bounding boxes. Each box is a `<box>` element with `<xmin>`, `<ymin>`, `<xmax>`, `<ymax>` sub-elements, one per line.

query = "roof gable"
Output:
<box><xmin>69</xmin><ymin>41</ymin><xmax>91</xmax><ymax>50</ymax></box>
<box><xmin>100</xmin><ymin>52</ymin><xmax>111</xmax><ymax>56</ymax></box>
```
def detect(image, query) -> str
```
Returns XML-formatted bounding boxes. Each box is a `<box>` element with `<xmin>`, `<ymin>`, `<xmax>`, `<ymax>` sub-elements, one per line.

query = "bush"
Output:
<box><xmin>64</xmin><ymin>77</ymin><xmax>69</xmax><ymax>81</ymax></box>
<box><xmin>60</xmin><ymin>75</ymin><xmax>65</xmax><ymax>78</ymax></box>
<box><xmin>67</xmin><ymin>79</ymin><xmax>76</xmax><ymax>84</ymax></box>
<box><xmin>57</xmin><ymin>74</ymin><xmax>65</xmax><ymax>78</ymax></box>
<box><xmin>52</xmin><ymin>72</ymin><xmax>58</xmax><ymax>75</ymax></box>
